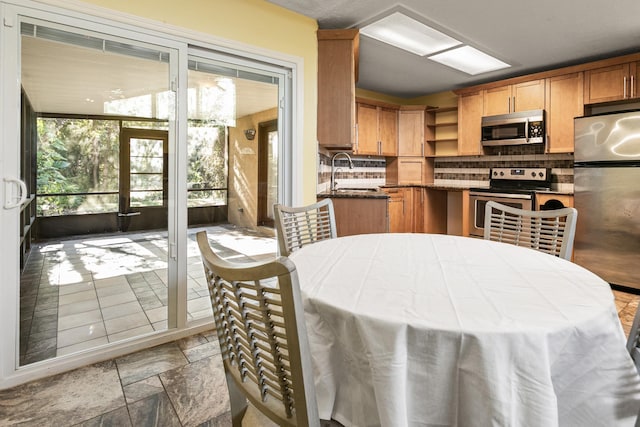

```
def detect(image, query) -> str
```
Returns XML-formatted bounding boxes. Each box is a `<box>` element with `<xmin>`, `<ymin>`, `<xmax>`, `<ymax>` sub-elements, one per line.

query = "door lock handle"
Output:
<box><xmin>118</xmin><ymin>211</ymin><xmax>141</xmax><ymax>217</ymax></box>
<box><xmin>4</xmin><ymin>178</ymin><xmax>27</xmax><ymax>209</ymax></box>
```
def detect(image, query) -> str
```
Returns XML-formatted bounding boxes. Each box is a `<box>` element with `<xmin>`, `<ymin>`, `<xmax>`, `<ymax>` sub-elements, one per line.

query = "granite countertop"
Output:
<box><xmin>319</xmin><ymin>185</ymin><xmax>573</xmax><ymax>197</ymax></box>
<box><xmin>317</xmin><ymin>189</ymin><xmax>389</xmax><ymax>199</ymax></box>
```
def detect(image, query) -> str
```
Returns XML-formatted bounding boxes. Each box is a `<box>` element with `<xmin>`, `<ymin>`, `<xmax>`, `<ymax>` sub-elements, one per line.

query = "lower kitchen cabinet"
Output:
<box><xmin>325</xmin><ymin>196</ymin><xmax>388</xmax><ymax>236</ymax></box>
<box><xmin>384</xmin><ymin>187</ymin><xmax>413</xmax><ymax>233</ymax></box>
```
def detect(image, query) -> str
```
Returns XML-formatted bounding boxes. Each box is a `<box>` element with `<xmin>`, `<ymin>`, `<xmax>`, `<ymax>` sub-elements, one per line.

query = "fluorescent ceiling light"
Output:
<box><xmin>429</xmin><ymin>45</ymin><xmax>510</xmax><ymax>75</ymax></box>
<box><xmin>360</xmin><ymin>12</ymin><xmax>461</xmax><ymax>56</ymax></box>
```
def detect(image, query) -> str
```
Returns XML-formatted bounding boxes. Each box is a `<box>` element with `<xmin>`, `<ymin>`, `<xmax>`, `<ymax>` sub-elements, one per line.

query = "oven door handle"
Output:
<box><xmin>469</xmin><ymin>191</ymin><xmax>533</xmax><ymax>200</ymax></box>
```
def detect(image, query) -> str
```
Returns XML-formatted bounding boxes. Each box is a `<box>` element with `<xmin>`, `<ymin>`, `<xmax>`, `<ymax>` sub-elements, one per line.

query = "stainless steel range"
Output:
<box><xmin>468</xmin><ymin>167</ymin><xmax>551</xmax><ymax>237</ymax></box>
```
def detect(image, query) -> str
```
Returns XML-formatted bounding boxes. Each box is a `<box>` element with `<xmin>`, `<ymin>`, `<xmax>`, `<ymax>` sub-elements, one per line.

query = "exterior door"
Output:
<box><xmin>119</xmin><ymin>129</ymin><xmax>169</xmax><ymax>231</ymax></box>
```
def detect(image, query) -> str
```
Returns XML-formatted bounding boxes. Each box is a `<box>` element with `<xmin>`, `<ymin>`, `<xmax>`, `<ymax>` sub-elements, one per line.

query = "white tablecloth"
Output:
<box><xmin>289</xmin><ymin>233</ymin><xmax>640</xmax><ymax>427</ymax></box>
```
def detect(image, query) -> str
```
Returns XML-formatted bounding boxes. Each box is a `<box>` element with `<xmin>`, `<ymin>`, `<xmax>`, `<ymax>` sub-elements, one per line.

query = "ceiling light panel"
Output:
<box><xmin>360</xmin><ymin>12</ymin><xmax>461</xmax><ymax>56</ymax></box>
<box><xmin>429</xmin><ymin>46</ymin><xmax>511</xmax><ymax>75</ymax></box>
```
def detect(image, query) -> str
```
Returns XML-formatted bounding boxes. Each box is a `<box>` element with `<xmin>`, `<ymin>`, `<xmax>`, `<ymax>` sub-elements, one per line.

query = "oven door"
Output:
<box><xmin>468</xmin><ymin>192</ymin><xmax>533</xmax><ymax>238</ymax></box>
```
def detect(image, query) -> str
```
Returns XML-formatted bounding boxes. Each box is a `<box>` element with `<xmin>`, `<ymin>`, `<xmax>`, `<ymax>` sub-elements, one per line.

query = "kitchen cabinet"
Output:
<box><xmin>325</xmin><ymin>196</ymin><xmax>388</xmax><ymax>236</ymax></box>
<box><xmin>386</xmin><ymin>157</ymin><xmax>428</xmax><ymax>185</ymax></box>
<box><xmin>457</xmin><ymin>90</ymin><xmax>484</xmax><ymax>155</ymax></box>
<box><xmin>356</xmin><ymin>100</ymin><xmax>398</xmax><ymax>156</ymax></box>
<box><xmin>398</xmin><ymin>106</ymin><xmax>426</xmax><ymax>156</ymax></box>
<box><xmin>545</xmin><ymin>72</ymin><xmax>584</xmax><ymax>153</ymax></box>
<box><xmin>384</xmin><ymin>187</ymin><xmax>413</xmax><ymax>233</ymax></box>
<box><xmin>317</xmin><ymin>29</ymin><xmax>359</xmax><ymax>150</ymax></box>
<box><xmin>584</xmin><ymin>61</ymin><xmax>640</xmax><ymax>104</ymax></box>
<box><xmin>413</xmin><ymin>188</ymin><xmax>424</xmax><ymax>233</ymax></box>
<box><xmin>483</xmin><ymin>79</ymin><xmax>545</xmax><ymax>116</ymax></box>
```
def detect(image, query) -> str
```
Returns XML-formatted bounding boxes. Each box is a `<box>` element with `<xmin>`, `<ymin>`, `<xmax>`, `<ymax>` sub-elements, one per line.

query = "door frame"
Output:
<box><xmin>257</xmin><ymin>119</ymin><xmax>277</xmax><ymax>227</ymax></box>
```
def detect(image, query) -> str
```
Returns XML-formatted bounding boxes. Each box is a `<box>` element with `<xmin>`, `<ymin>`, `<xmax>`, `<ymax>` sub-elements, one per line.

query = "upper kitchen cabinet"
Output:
<box><xmin>483</xmin><ymin>79</ymin><xmax>545</xmax><ymax>116</ymax></box>
<box><xmin>398</xmin><ymin>105</ymin><xmax>426</xmax><ymax>157</ymax></box>
<box><xmin>355</xmin><ymin>99</ymin><xmax>398</xmax><ymax>156</ymax></box>
<box><xmin>545</xmin><ymin>72</ymin><xmax>584</xmax><ymax>153</ymax></box>
<box><xmin>457</xmin><ymin>90</ymin><xmax>484</xmax><ymax>156</ymax></box>
<box><xmin>584</xmin><ymin>61</ymin><xmax>640</xmax><ymax>104</ymax></box>
<box><xmin>317</xmin><ymin>29</ymin><xmax>359</xmax><ymax>150</ymax></box>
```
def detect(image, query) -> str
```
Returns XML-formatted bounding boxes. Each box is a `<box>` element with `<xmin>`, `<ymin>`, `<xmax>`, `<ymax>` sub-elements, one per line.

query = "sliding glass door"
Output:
<box><xmin>185</xmin><ymin>53</ymin><xmax>281</xmax><ymax>320</ymax></box>
<box><xmin>0</xmin><ymin>1</ymin><xmax>296</xmax><ymax>387</ymax></box>
<box><xmin>17</xmin><ymin>18</ymin><xmax>176</xmax><ymax>365</ymax></box>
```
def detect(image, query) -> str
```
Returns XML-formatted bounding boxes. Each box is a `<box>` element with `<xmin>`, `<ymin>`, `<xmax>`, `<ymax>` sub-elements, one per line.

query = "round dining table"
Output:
<box><xmin>289</xmin><ymin>233</ymin><xmax>640</xmax><ymax>427</ymax></box>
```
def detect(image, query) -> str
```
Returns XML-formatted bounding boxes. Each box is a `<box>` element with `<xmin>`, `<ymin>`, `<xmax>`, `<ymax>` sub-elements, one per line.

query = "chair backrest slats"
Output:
<box><xmin>196</xmin><ymin>231</ymin><xmax>320</xmax><ymax>426</ymax></box>
<box><xmin>274</xmin><ymin>199</ymin><xmax>337</xmax><ymax>256</ymax></box>
<box><xmin>484</xmin><ymin>201</ymin><xmax>578</xmax><ymax>260</ymax></box>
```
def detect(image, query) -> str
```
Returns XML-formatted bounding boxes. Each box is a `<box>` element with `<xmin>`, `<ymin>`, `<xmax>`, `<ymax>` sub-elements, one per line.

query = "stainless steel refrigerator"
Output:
<box><xmin>574</xmin><ymin>110</ymin><xmax>640</xmax><ymax>290</ymax></box>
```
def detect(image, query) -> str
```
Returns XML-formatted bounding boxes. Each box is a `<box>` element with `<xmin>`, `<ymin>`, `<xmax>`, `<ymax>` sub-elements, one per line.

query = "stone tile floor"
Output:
<box><xmin>1</xmin><ymin>289</ymin><xmax>637</xmax><ymax>426</ymax></box>
<box><xmin>1</xmin><ymin>330</ymin><xmax>230</xmax><ymax>426</ymax></box>
<box><xmin>19</xmin><ymin>225</ymin><xmax>277</xmax><ymax>366</ymax></box>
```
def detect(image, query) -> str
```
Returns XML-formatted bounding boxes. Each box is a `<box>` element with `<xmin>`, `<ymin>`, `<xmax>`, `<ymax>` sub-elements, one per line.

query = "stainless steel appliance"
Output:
<box><xmin>469</xmin><ymin>167</ymin><xmax>551</xmax><ymax>237</ymax></box>
<box><xmin>574</xmin><ymin>111</ymin><xmax>640</xmax><ymax>290</ymax></box>
<box><xmin>481</xmin><ymin>109</ymin><xmax>545</xmax><ymax>146</ymax></box>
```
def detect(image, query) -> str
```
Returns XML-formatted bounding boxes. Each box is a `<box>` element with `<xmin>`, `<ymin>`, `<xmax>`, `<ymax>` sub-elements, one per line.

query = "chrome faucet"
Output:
<box><xmin>331</xmin><ymin>152</ymin><xmax>354</xmax><ymax>191</ymax></box>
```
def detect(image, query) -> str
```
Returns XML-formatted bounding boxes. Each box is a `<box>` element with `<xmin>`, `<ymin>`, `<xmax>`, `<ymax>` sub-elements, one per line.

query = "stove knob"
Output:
<box><xmin>531</xmin><ymin>172</ymin><xmax>536</xmax><ymax>177</ymax></box>
<box><xmin>539</xmin><ymin>172</ymin><xmax>544</xmax><ymax>177</ymax></box>
<box><xmin>499</xmin><ymin>171</ymin><xmax>504</xmax><ymax>176</ymax></box>
<box><xmin>493</xmin><ymin>171</ymin><xmax>498</xmax><ymax>177</ymax></box>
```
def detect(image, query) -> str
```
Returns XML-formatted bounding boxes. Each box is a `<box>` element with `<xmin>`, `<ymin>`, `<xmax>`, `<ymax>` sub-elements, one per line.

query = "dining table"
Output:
<box><xmin>288</xmin><ymin>233</ymin><xmax>640</xmax><ymax>427</ymax></box>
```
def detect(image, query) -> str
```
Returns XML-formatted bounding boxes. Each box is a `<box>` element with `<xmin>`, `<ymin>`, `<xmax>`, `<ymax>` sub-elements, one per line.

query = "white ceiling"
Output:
<box><xmin>21</xmin><ymin>36</ymin><xmax>278</xmax><ymax>119</ymax></box>
<box><xmin>268</xmin><ymin>0</ymin><xmax>640</xmax><ymax>98</ymax></box>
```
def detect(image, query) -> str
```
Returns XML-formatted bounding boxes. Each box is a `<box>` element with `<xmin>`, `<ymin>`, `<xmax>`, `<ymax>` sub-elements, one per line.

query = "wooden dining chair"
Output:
<box><xmin>196</xmin><ymin>231</ymin><xmax>320</xmax><ymax>427</ymax></box>
<box><xmin>484</xmin><ymin>201</ymin><xmax>578</xmax><ymax>261</ymax></box>
<box><xmin>273</xmin><ymin>199</ymin><xmax>337</xmax><ymax>256</ymax></box>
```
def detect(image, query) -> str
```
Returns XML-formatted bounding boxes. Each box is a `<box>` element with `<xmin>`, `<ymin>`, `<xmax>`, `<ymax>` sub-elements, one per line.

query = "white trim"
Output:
<box><xmin>0</xmin><ymin>321</ymin><xmax>215</xmax><ymax>390</ymax></box>
<box><xmin>0</xmin><ymin>1</ymin><xmax>23</xmax><ymax>390</ymax></box>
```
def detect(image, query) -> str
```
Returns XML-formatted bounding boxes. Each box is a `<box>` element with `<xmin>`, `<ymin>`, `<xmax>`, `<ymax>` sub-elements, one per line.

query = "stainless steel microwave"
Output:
<box><xmin>481</xmin><ymin>109</ymin><xmax>545</xmax><ymax>146</ymax></box>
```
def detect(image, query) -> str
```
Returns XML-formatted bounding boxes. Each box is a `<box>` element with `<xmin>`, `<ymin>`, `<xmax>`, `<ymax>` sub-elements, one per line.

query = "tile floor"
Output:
<box><xmin>19</xmin><ymin>225</ymin><xmax>277</xmax><ymax>366</ymax></box>
<box><xmin>7</xmin><ymin>230</ymin><xmax>640</xmax><ymax>426</ymax></box>
<box><xmin>0</xmin><ymin>290</ymin><xmax>637</xmax><ymax>426</ymax></box>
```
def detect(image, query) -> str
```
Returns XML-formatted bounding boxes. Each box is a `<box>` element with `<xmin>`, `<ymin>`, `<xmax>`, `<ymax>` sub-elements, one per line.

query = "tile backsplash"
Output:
<box><xmin>317</xmin><ymin>154</ymin><xmax>385</xmax><ymax>193</ymax></box>
<box><xmin>318</xmin><ymin>144</ymin><xmax>574</xmax><ymax>194</ymax></box>
<box><xmin>433</xmin><ymin>145</ymin><xmax>574</xmax><ymax>192</ymax></box>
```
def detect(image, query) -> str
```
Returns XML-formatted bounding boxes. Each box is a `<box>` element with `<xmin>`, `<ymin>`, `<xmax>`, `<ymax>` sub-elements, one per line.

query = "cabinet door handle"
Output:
<box><xmin>632</xmin><ymin>75</ymin><xmax>636</xmax><ymax>98</ymax></box>
<box><xmin>624</xmin><ymin>76</ymin><xmax>628</xmax><ymax>98</ymax></box>
<box><xmin>421</xmin><ymin>142</ymin><xmax>424</xmax><ymax>157</ymax></box>
<box><xmin>508</xmin><ymin>97</ymin><xmax>511</xmax><ymax>113</ymax></box>
<box><xmin>512</xmin><ymin>96</ymin><xmax>516</xmax><ymax>112</ymax></box>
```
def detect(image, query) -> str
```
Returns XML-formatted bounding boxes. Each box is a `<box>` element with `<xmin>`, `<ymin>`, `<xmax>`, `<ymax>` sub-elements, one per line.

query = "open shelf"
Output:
<box><xmin>425</xmin><ymin>106</ymin><xmax>458</xmax><ymax>157</ymax></box>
